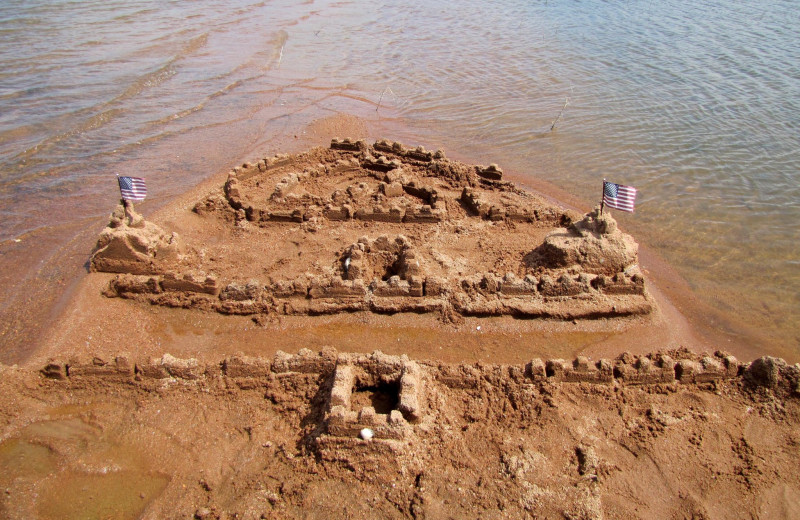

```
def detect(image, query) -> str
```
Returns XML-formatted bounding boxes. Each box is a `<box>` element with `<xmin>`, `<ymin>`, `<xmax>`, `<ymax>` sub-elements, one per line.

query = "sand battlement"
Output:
<box><xmin>216</xmin><ymin>139</ymin><xmax>551</xmax><ymax>227</ymax></box>
<box><xmin>41</xmin><ymin>349</ymin><xmax>783</xmax><ymax>389</ymax></box>
<box><xmin>38</xmin><ymin>349</ymin><xmax>797</xmax><ymax>395</ymax></box>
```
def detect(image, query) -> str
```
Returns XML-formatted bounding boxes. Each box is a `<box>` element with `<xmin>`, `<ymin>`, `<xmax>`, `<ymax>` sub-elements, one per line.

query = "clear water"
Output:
<box><xmin>1</xmin><ymin>0</ymin><xmax>798</xmax><ymax>358</ymax></box>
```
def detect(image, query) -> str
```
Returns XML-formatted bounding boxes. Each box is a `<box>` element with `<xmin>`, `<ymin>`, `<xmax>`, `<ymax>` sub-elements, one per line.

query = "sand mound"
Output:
<box><xmin>531</xmin><ymin>206</ymin><xmax>639</xmax><ymax>275</ymax></box>
<box><xmin>745</xmin><ymin>356</ymin><xmax>800</xmax><ymax>397</ymax></box>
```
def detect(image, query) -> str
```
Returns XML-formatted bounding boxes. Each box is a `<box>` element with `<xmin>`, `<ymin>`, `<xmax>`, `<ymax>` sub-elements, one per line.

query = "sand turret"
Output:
<box><xmin>529</xmin><ymin>206</ymin><xmax>639</xmax><ymax>275</ymax></box>
<box><xmin>90</xmin><ymin>202</ymin><xmax>183</xmax><ymax>275</ymax></box>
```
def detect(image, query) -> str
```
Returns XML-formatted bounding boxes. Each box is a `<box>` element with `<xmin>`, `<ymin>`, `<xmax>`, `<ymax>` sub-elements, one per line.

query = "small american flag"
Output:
<box><xmin>603</xmin><ymin>180</ymin><xmax>637</xmax><ymax>213</ymax></box>
<box><xmin>118</xmin><ymin>176</ymin><xmax>147</xmax><ymax>202</ymax></box>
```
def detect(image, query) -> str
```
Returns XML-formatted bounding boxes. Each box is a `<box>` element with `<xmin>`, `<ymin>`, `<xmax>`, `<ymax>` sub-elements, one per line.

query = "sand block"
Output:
<box><xmin>135</xmin><ymin>354</ymin><xmax>202</xmax><ymax>380</ymax></box>
<box><xmin>268</xmin><ymin>209</ymin><xmax>303</xmax><ymax>222</ymax></box>
<box><xmin>676</xmin><ymin>355</ymin><xmax>740</xmax><ymax>384</ymax></box>
<box><xmin>272</xmin><ymin>349</ymin><xmax>336</xmax><ymax>374</ymax></box>
<box><xmin>402</xmin><ymin>183</ymin><xmax>438</xmax><ymax>205</ymax></box>
<box><xmin>373</xmin><ymin>139</ymin><xmax>403</xmax><ymax>155</ymax></box>
<box><xmin>500</xmin><ymin>274</ymin><xmax>538</xmax><ymax>296</ymax></box>
<box><xmin>220</xmin><ymin>281</ymin><xmax>262</xmax><ymax>301</ymax></box>
<box><xmin>361</xmin><ymin>154</ymin><xmax>402</xmax><ymax>172</ymax></box>
<box><xmin>330</xmin><ymin>137</ymin><xmax>367</xmax><ymax>152</ymax></box>
<box><xmin>369</xmin><ymin>297</ymin><xmax>443</xmax><ymax>314</ymax></box>
<box><xmin>614</xmin><ymin>355</ymin><xmax>676</xmax><ymax>385</ymax></box>
<box><xmin>223</xmin><ymin>355</ymin><xmax>272</xmax><ymax>378</ymax></box>
<box><xmin>405</xmin><ymin>146</ymin><xmax>434</xmax><ymax>162</ymax></box>
<box><xmin>381</xmin><ymin>182</ymin><xmax>404</xmax><ymax>197</ymax></box>
<box><xmin>476</xmin><ymin>164</ymin><xmax>503</xmax><ymax>181</ymax></box>
<box><xmin>309</xmin><ymin>278</ymin><xmax>367</xmax><ymax>299</ymax></box>
<box><xmin>404</xmin><ymin>204</ymin><xmax>445</xmax><ymax>223</ymax></box>
<box><xmin>354</xmin><ymin>206</ymin><xmax>404</xmax><ymax>223</ymax></box>
<box><xmin>424</xmin><ymin>277</ymin><xmax>448</xmax><ymax>297</ymax></box>
<box><xmin>460</xmin><ymin>188</ymin><xmax>490</xmax><ymax>218</ymax></box>
<box><xmin>323</xmin><ymin>204</ymin><xmax>352</xmax><ymax>221</ymax></box>
<box><xmin>162</xmin><ymin>272</ymin><xmax>218</xmax><ymax>295</ymax></box>
<box><xmin>435</xmin><ymin>364</ymin><xmax>481</xmax><ymax>389</ymax></box>
<box><xmin>106</xmin><ymin>274</ymin><xmax>162</xmax><ymax>296</ymax></box>
<box><xmin>41</xmin><ymin>361</ymin><xmax>68</xmax><ymax>380</ymax></box>
<box><xmin>67</xmin><ymin>356</ymin><xmax>134</xmax><ymax>379</ymax></box>
<box><xmin>371</xmin><ymin>277</ymin><xmax>412</xmax><ymax>297</ymax></box>
<box><xmin>547</xmin><ymin>357</ymin><xmax>613</xmax><ymax>384</ymax></box>
<box><xmin>526</xmin><ymin>359</ymin><xmax>547</xmax><ymax>382</ymax></box>
<box><xmin>538</xmin><ymin>274</ymin><xmax>590</xmax><ymax>297</ymax></box>
<box><xmin>161</xmin><ymin>354</ymin><xmax>203</xmax><ymax>380</ymax></box>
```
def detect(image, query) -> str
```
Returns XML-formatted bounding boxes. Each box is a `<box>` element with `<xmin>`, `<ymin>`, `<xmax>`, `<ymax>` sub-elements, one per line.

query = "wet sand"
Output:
<box><xmin>2</xmin><ymin>114</ymin><xmax>799</xmax><ymax>519</ymax></box>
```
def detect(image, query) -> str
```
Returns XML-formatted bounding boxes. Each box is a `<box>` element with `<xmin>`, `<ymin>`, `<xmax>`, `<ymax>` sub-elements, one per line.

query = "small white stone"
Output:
<box><xmin>476</xmin><ymin>326</ymin><xmax>481</xmax><ymax>331</ymax></box>
<box><xmin>359</xmin><ymin>428</ymin><xmax>374</xmax><ymax>440</ymax></box>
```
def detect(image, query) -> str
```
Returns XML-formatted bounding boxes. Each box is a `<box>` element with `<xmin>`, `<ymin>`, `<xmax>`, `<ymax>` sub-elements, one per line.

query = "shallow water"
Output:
<box><xmin>0</xmin><ymin>0</ymin><xmax>798</xmax><ymax>360</ymax></box>
<box><xmin>0</xmin><ymin>414</ymin><xmax>167</xmax><ymax>519</ymax></box>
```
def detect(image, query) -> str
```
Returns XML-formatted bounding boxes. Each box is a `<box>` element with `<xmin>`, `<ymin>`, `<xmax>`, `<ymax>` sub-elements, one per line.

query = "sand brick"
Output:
<box><xmin>223</xmin><ymin>356</ymin><xmax>272</xmax><ymax>378</ymax></box>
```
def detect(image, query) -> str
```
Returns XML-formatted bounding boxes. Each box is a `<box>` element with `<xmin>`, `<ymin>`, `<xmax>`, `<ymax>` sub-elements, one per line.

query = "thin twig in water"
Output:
<box><xmin>277</xmin><ymin>45</ymin><xmax>284</xmax><ymax>68</ymax></box>
<box><xmin>550</xmin><ymin>97</ymin><xmax>569</xmax><ymax>131</ymax></box>
<box><xmin>376</xmin><ymin>86</ymin><xmax>397</xmax><ymax>112</ymax></box>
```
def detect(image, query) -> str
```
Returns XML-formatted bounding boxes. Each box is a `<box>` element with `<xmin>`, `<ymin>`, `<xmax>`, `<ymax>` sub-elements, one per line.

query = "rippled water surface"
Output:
<box><xmin>1</xmin><ymin>0</ymin><xmax>798</xmax><ymax>359</ymax></box>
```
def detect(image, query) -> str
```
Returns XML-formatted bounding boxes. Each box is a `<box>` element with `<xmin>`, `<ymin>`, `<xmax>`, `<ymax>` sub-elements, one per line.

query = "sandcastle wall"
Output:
<box><xmin>220</xmin><ymin>139</ymin><xmax>562</xmax><ymax>228</ymax></box>
<box><xmin>42</xmin><ymin>347</ymin><xmax>764</xmax><ymax>388</ymax></box>
<box><xmin>36</xmin><ymin>348</ymin><xmax>799</xmax><ymax>447</ymax></box>
<box><xmin>39</xmin><ymin>349</ymin><xmax>783</xmax><ymax>393</ymax></box>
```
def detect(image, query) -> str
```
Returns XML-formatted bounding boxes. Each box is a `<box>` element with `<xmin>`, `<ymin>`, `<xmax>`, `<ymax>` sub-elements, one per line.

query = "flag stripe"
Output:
<box><xmin>602</xmin><ymin>181</ymin><xmax>636</xmax><ymax>212</ymax></box>
<box><xmin>118</xmin><ymin>176</ymin><xmax>147</xmax><ymax>201</ymax></box>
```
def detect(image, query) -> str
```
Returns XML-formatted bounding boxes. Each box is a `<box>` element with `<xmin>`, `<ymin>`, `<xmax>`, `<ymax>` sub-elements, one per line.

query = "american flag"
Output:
<box><xmin>603</xmin><ymin>180</ymin><xmax>637</xmax><ymax>213</ymax></box>
<box><xmin>118</xmin><ymin>176</ymin><xmax>147</xmax><ymax>202</ymax></box>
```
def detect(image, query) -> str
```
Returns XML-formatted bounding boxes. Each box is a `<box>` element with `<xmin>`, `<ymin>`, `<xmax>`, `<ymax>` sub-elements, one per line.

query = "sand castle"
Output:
<box><xmin>90</xmin><ymin>139</ymin><xmax>652</xmax><ymax>322</ymax></box>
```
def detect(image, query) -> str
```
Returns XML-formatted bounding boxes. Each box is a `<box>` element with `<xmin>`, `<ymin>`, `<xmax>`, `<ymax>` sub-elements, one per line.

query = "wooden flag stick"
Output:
<box><xmin>600</xmin><ymin>178</ymin><xmax>606</xmax><ymax>215</ymax></box>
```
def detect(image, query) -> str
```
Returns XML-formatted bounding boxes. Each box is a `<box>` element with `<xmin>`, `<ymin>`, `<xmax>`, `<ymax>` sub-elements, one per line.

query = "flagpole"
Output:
<box><xmin>117</xmin><ymin>174</ymin><xmax>134</xmax><ymax>223</ymax></box>
<box><xmin>600</xmin><ymin>178</ymin><xmax>606</xmax><ymax>215</ymax></box>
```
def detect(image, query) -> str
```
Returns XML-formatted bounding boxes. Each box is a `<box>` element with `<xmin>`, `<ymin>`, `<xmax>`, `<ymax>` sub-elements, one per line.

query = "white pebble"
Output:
<box><xmin>360</xmin><ymin>428</ymin><xmax>374</xmax><ymax>440</ymax></box>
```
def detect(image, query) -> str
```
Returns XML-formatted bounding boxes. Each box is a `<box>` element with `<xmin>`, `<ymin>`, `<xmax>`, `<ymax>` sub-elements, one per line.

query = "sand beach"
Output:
<box><xmin>2</xmin><ymin>0</ymin><xmax>800</xmax><ymax>517</ymax></box>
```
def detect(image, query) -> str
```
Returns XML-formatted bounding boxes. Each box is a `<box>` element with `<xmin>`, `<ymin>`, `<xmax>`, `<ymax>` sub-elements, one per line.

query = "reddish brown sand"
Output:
<box><xmin>2</xmin><ymin>351</ymin><xmax>799</xmax><ymax>519</ymax></box>
<box><xmin>1</xmin><ymin>114</ymin><xmax>799</xmax><ymax>519</ymax></box>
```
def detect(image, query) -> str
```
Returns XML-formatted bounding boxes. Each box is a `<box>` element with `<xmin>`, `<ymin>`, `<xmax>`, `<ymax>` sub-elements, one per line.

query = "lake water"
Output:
<box><xmin>1</xmin><ymin>0</ymin><xmax>798</xmax><ymax>362</ymax></box>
